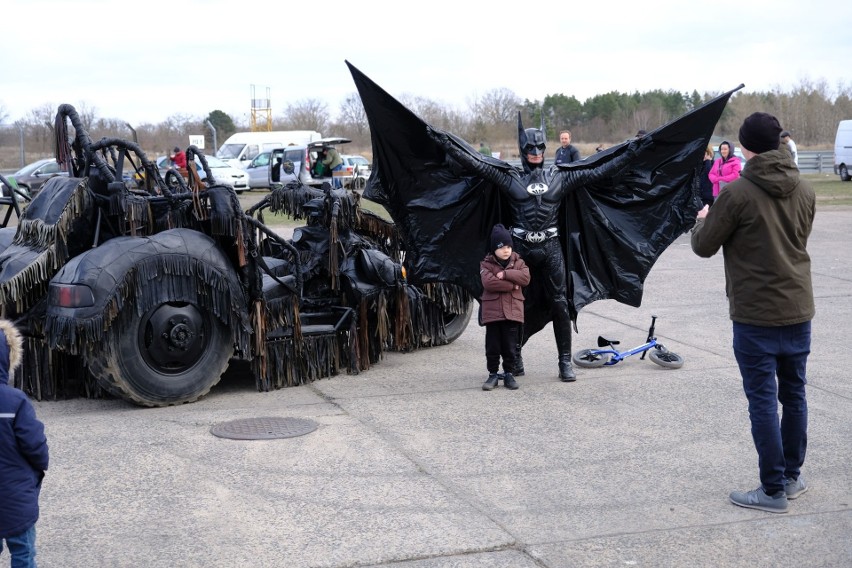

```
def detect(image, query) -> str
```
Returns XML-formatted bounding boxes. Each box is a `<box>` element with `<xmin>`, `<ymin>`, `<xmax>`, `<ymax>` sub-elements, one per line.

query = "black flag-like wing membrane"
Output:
<box><xmin>349</xmin><ymin>61</ymin><xmax>516</xmax><ymax>297</ymax></box>
<box><xmin>350</xmin><ymin>59</ymin><xmax>740</xmax><ymax>332</ymax></box>
<box><xmin>561</xmin><ymin>85</ymin><xmax>742</xmax><ymax>313</ymax></box>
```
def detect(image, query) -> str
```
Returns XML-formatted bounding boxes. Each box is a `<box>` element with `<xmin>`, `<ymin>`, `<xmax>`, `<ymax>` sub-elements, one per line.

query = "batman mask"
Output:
<box><xmin>518</xmin><ymin>113</ymin><xmax>546</xmax><ymax>173</ymax></box>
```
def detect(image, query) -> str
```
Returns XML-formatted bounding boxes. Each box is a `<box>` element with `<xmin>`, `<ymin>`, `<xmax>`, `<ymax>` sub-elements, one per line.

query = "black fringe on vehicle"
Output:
<box><xmin>43</xmin><ymin>255</ymin><xmax>251</xmax><ymax>360</ymax></box>
<box><xmin>13</xmin><ymin>335</ymin><xmax>103</xmax><ymax>400</ymax></box>
<box><xmin>0</xmin><ymin>179</ymin><xmax>94</xmax><ymax>317</ymax></box>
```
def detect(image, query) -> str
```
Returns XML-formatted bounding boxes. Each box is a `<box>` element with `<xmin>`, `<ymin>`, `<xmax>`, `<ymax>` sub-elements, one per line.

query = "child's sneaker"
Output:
<box><xmin>502</xmin><ymin>372</ymin><xmax>519</xmax><ymax>390</ymax></box>
<box><xmin>729</xmin><ymin>486</ymin><xmax>788</xmax><ymax>513</ymax></box>
<box><xmin>482</xmin><ymin>373</ymin><xmax>500</xmax><ymax>391</ymax></box>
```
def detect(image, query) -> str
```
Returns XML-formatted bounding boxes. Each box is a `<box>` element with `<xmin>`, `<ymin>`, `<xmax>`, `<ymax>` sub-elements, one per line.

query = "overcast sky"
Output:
<box><xmin>1</xmin><ymin>0</ymin><xmax>848</xmax><ymax>127</ymax></box>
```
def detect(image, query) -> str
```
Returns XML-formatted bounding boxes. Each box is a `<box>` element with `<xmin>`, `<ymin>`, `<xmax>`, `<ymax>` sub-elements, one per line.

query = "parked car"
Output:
<box><xmin>1</xmin><ymin>158</ymin><xmax>68</xmax><ymax>197</ymax></box>
<box><xmin>271</xmin><ymin>137</ymin><xmax>351</xmax><ymax>188</ymax></box>
<box><xmin>341</xmin><ymin>154</ymin><xmax>372</xmax><ymax>189</ymax></box>
<box><xmin>0</xmin><ymin>175</ymin><xmax>31</xmax><ymax>203</ymax></box>
<box><xmin>245</xmin><ymin>151</ymin><xmax>273</xmax><ymax>189</ymax></box>
<box><xmin>157</xmin><ymin>154</ymin><xmax>249</xmax><ymax>193</ymax></box>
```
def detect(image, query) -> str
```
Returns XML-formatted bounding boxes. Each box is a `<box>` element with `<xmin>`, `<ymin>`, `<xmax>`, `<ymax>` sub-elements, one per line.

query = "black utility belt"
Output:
<box><xmin>511</xmin><ymin>227</ymin><xmax>559</xmax><ymax>243</ymax></box>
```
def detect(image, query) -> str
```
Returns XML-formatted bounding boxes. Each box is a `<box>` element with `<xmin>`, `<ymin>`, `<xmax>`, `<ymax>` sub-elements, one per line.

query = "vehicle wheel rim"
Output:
<box><xmin>139</xmin><ymin>302</ymin><xmax>209</xmax><ymax>374</ymax></box>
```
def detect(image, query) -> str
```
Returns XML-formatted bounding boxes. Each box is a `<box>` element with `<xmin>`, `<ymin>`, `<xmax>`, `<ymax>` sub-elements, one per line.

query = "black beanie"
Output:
<box><xmin>490</xmin><ymin>224</ymin><xmax>512</xmax><ymax>251</ymax></box>
<box><xmin>738</xmin><ymin>112</ymin><xmax>782</xmax><ymax>154</ymax></box>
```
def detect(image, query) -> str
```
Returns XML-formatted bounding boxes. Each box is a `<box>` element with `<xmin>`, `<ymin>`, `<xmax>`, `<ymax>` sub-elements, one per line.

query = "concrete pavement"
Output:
<box><xmin>29</xmin><ymin>208</ymin><xmax>852</xmax><ymax>567</ymax></box>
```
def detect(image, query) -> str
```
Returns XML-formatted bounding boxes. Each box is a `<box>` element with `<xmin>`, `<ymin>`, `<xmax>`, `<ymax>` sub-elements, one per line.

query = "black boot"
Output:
<box><xmin>502</xmin><ymin>372</ymin><xmax>519</xmax><ymax>390</ymax></box>
<box><xmin>512</xmin><ymin>354</ymin><xmax>525</xmax><ymax>376</ymax></box>
<box><xmin>483</xmin><ymin>373</ymin><xmax>500</xmax><ymax>391</ymax></box>
<box><xmin>554</xmin><ymin>319</ymin><xmax>576</xmax><ymax>382</ymax></box>
<box><xmin>559</xmin><ymin>355</ymin><xmax>576</xmax><ymax>382</ymax></box>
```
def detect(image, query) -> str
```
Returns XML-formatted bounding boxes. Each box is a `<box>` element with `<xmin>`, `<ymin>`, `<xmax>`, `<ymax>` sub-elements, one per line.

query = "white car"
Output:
<box><xmin>340</xmin><ymin>155</ymin><xmax>372</xmax><ymax>189</ymax></box>
<box><xmin>157</xmin><ymin>154</ymin><xmax>249</xmax><ymax>193</ymax></box>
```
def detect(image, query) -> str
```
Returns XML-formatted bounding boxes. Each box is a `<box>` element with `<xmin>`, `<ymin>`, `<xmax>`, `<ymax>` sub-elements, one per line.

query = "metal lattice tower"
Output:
<box><xmin>250</xmin><ymin>85</ymin><xmax>272</xmax><ymax>132</ymax></box>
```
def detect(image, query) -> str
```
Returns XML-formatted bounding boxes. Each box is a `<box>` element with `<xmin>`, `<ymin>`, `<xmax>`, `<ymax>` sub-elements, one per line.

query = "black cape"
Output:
<box><xmin>348</xmin><ymin>61</ymin><xmax>740</xmax><ymax>340</ymax></box>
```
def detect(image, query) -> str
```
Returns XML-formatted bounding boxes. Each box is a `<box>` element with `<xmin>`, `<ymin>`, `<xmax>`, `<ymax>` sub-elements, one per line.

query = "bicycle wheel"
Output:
<box><xmin>573</xmin><ymin>349</ymin><xmax>609</xmax><ymax>368</ymax></box>
<box><xmin>649</xmin><ymin>347</ymin><xmax>684</xmax><ymax>369</ymax></box>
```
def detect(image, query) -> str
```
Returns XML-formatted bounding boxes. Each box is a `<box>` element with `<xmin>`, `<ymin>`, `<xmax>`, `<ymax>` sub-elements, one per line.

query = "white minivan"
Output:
<box><xmin>834</xmin><ymin>120</ymin><xmax>852</xmax><ymax>181</ymax></box>
<box><xmin>216</xmin><ymin>130</ymin><xmax>322</xmax><ymax>170</ymax></box>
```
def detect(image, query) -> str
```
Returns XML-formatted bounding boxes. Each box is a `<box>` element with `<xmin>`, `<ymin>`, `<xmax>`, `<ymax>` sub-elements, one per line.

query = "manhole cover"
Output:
<box><xmin>210</xmin><ymin>417</ymin><xmax>318</xmax><ymax>440</ymax></box>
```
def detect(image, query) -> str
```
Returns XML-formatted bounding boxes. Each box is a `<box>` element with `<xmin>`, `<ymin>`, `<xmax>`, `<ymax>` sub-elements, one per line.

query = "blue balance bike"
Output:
<box><xmin>573</xmin><ymin>315</ymin><xmax>684</xmax><ymax>369</ymax></box>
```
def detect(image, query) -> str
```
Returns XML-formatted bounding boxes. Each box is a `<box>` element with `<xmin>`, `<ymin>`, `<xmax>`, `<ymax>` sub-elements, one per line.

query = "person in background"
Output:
<box><xmin>170</xmin><ymin>146</ymin><xmax>187</xmax><ymax>169</ymax></box>
<box><xmin>781</xmin><ymin>130</ymin><xmax>798</xmax><ymax>167</ymax></box>
<box><xmin>691</xmin><ymin>112</ymin><xmax>814</xmax><ymax>514</ymax></box>
<box><xmin>554</xmin><ymin>130</ymin><xmax>581</xmax><ymax>165</ymax></box>
<box><xmin>700</xmin><ymin>144</ymin><xmax>715</xmax><ymax>207</ymax></box>
<box><xmin>478</xmin><ymin>141</ymin><xmax>492</xmax><ymax>157</ymax></box>
<box><xmin>271</xmin><ymin>157</ymin><xmax>282</xmax><ymax>183</ymax></box>
<box><xmin>1</xmin><ymin>319</ymin><xmax>50</xmax><ymax>567</ymax></box>
<box><xmin>321</xmin><ymin>146</ymin><xmax>344</xmax><ymax>188</ymax></box>
<box><xmin>708</xmin><ymin>141</ymin><xmax>741</xmax><ymax>198</ymax></box>
<box><xmin>479</xmin><ymin>224</ymin><xmax>530</xmax><ymax>391</ymax></box>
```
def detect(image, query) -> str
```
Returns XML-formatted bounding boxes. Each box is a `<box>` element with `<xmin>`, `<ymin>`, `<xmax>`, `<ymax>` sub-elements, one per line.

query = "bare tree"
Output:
<box><xmin>75</xmin><ymin>101</ymin><xmax>98</xmax><ymax>132</ymax></box>
<box><xmin>337</xmin><ymin>93</ymin><xmax>368</xmax><ymax>136</ymax></box>
<box><xmin>398</xmin><ymin>94</ymin><xmax>469</xmax><ymax>135</ymax></box>
<box><xmin>282</xmin><ymin>99</ymin><xmax>330</xmax><ymax>133</ymax></box>
<box><xmin>470</xmin><ymin>88</ymin><xmax>521</xmax><ymax>126</ymax></box>
<box><xmin>26</xmin><ymin>104</ymin><xmax>57</xmax><ymax>154</ymax></box>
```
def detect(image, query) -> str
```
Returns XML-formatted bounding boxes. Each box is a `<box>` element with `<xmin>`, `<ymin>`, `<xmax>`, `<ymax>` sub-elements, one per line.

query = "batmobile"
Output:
<box><xmin>0</xmin><ymin>104</ymin><xmax>472</xmax><ymax>407</ymax></box>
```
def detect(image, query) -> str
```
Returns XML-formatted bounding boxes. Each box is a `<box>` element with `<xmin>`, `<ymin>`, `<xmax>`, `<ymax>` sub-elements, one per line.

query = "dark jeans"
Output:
<box><xmin>1</xmin><ymin>524</ymin><xmax>37</xmax><ymax>567</ymax></box>
<box><xmin>733</xmin><ymin>321</ymin><xmax>810</xmax><ymax>495</ymax></box>
<box><xmin>485</xmin><ymin>320</ymin><xmax>519</xmax><ymax>374</ymax></box>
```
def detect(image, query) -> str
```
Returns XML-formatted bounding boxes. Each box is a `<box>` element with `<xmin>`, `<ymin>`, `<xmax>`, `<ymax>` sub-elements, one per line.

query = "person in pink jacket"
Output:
<box><xmin>708</xmin><ymin>140</ymin><xmax>742</xmax><ymax>197</ymax></box>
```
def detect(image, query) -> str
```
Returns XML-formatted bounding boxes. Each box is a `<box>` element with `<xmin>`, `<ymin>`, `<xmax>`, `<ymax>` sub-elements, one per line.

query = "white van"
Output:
<box><xmin>216</xmin><ymin>131</ymin><xmax>322</xmax><ymax>169</ymax></box>
<box><xmin>834</xmin><ymin>120</ymin><xmax>852</xmax><ymax>181</ymax></box>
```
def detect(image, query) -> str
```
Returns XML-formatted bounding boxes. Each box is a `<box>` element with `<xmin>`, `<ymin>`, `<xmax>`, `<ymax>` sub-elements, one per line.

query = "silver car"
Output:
<box><xmin>1</xmin><ymin>157</ymin><xmax>68</xmax><ymax>198</ymax></box>
<box><xmin>245</xmin><ymin>151</ymin><xmax>273</xmax><ymax>189</ymax></box>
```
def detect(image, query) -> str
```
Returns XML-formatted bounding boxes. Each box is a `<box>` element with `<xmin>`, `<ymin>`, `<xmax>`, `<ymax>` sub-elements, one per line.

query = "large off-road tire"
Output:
<box><xmin>89</xmin><ymin>300</ymin><xmax>232</xmax><ymax>406</ymax></box>
<box><xmin>442</xmin><ymin>301</ymin><xmax>473</xmax><ymax>343</ymax></box>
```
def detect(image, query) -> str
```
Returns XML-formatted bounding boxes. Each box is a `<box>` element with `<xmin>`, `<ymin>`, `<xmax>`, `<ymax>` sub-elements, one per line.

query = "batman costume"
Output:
<box><xmin>347</xmin><ymin>61</ymin><xmax>741</xmax><ymax>381</ymax></box>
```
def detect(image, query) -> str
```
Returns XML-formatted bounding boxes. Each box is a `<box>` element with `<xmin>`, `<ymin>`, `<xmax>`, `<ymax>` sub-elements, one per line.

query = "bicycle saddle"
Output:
<box><xmin>597</xmin><ymin>336</ymin><xmax>620</xmax><ymax>347</ymax></box>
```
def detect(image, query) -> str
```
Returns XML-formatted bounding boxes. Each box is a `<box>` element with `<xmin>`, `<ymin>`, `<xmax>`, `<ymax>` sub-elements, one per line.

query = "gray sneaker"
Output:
<box><xmin>729</xmin><ymin>487</ymin><xmax>788</xmax><ymax>513</ymax></box>
<box><xmin>784</xmin><ymin>477</ymin><xmax>808</xmax><ymax>500</ymax></box>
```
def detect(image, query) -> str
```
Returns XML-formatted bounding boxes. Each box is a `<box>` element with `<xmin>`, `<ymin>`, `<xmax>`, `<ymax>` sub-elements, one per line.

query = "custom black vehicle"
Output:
<box><xmin>0</xmin><ymin>104</ymin><xmax>471</xmax><ymax>407</ymax></box>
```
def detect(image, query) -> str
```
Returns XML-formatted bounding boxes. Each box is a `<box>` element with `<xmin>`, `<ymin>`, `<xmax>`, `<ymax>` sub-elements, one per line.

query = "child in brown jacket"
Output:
<box><xmin>479</xmin><ymin>224</ymin><xmax>530</xmax><ymax>390</ymax></box>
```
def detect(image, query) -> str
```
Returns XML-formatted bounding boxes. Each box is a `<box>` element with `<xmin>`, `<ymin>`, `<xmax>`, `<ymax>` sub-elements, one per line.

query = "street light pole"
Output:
<box><xmin>18</xmin><ymin>125</ymin><xmax>25</xmax><ymax>168</ymax></box>
<box><xmin>205</xmin><ymin>120</ymin><xmax>217</xmax><ymax>153</ymax></box>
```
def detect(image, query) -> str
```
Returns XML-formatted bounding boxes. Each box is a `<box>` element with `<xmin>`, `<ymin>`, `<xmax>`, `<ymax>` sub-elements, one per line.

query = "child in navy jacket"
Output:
<box><xmin>0</xmin><ymin>319</ymin><xmax>49</xmax><ymax>566</ymax></box>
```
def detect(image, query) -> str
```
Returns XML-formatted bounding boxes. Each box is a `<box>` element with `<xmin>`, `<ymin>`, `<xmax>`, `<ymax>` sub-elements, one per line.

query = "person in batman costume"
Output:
<box><xmin>346</xmin><ymin>61</ymin><xmax>741</xmax><ymax>382</ymax></box>
<box><xmin>430</xmin><ymin>117</ymin><xmax>642</xmax><ymax>381</ymax></box>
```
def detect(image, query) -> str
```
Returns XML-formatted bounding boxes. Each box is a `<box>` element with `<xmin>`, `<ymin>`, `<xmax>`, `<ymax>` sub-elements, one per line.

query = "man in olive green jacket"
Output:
<box><xmin>691</xmin><ymin>112</ymin><xmax>815</xmax><ymax>514</ymax></box>
<box><xmin>321</xmin><ymin>146</ymin><xmax>344</xmax><ymax>188</ymax></box>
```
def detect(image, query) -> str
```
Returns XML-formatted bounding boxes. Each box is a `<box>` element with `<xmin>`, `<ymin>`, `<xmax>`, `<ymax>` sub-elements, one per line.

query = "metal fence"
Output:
<box><xmin>798</xmin><ymin>151</ymin><xmax>836</xmax><ymax>174</ymax></box>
